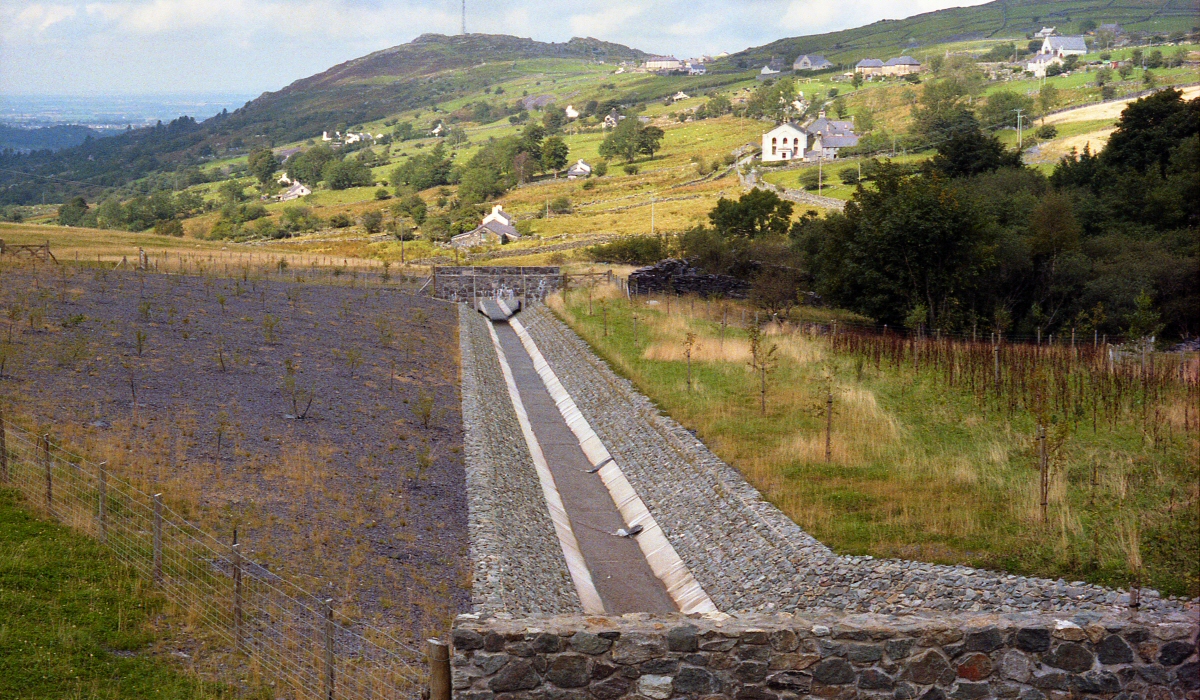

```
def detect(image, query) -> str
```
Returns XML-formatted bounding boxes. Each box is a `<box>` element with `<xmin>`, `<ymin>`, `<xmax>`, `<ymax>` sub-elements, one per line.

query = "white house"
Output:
<box><xmin>757</xmin><ymin>65</ymin><xmax>781</xmax><ymax>81</ymax></box>
<box><xmin>1026</xmin><ymin>52</ymin><xmax>1063</xmax><ymax>78</ymax></box>
<box><xmin>564</xmin><ymin>105</ymin><xmax>580</xmax><ymax>120</ymax></box>
<box><xmin>762</xmin><ymin>122</ymin><xmax>808</xmax><ymax>162</ymax></box>
<box><xmin>1041</xmin><ymin>36</ymin><xmax>1088</xmax><ymax>57</ymax></box>
<box><xmin>279</xmin><ymin>182</ymin><xmax>311</xmax><ymax>202</ymax></box>
<box><xmin>644</xmin><ymin>56</ymin><xmax>683</xmax><ymax>72</ymax></box>
<box><xmin>451</xmin><ymin>217</ymin><xmax>521</xmax><ymax>249</ymax></box>
<box><xmin>566</xmin><ymin>159</ymin><xmax>592</xmax><ymax>179</ymax></box>
<box><xmin>793</xmin><ymin>54</ymin><xmax>833</xmax><ymax>72</ymax></box>
<box><xmin>603</xmin><ymin>109</ymin><xmax>623</xmax><ymax>129</ymax></box>
<box><xmin>686</xmin><ymin>62</ymin><xmax>707</xmax><ymax>75</ymax></box>
<box><xmin>322</xmin><ymin>131</ymin><xmax>334</xmax><ymax>141</ymax></box>
<box><xmin>1035</xmin><ymin>26</ymin><xmax>1057</xmax><ymax>38</ymax></box>
<box><xmin>671</xmin><ymin>91</ymin><xmax>690</xmax><ymax>102</ymax></box>
<box><xmin>481</xmin><ymin>204</ymin><xmax>513</xmax><ymax>228</ymax></box>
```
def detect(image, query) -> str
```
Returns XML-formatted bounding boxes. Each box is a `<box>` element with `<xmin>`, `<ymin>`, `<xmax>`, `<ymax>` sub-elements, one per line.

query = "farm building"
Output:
<box><xmin>882</xmin><ymin>56</ymin><xmax>922</xmax><ymax>76</ymax></box>
<box><xmin>793</xmin><ymin>54</ymin><xmax>833</xmax><ymax>71</ymax></box>
<box><xmin>1041</xmin><ymin>36</ymin><xmax>1088</xmax><ymax>57</ymax></box>
<box><xmin>854</xmin><ymin>58</ymin><xmax>885</xmax><ymax>76</ymax></box>
<box><xmin>762</xmin><ymin>122</ymin><xmax>808</xmax><ymax>162</ymax></box>
<box><xmin>566</xmin><ymin>159</ymin><xmax>592</xmax><ymax>179</ymax></box>
<box><xmin>451</xmin><ymin>206</ymin><xmax>521</xmax><ymax>248</ymax></box>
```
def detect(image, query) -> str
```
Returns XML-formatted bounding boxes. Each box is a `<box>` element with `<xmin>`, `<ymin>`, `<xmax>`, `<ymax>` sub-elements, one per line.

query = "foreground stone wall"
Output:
<box><xmin>434</xmin><ymin>267</ymin><xmax>563</xmax><ymax>302</ymax></box>
<box><xmin>451</xmin><ymin>612</ymin><xmax>1198</xmax><ymax>700</ymax></box>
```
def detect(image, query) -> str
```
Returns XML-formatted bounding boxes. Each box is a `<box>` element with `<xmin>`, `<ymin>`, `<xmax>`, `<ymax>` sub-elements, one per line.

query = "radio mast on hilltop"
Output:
<box><xmin>461</xmin><ymin>0</ymin><xmax>466</xmax><ymax>34</ymax></box>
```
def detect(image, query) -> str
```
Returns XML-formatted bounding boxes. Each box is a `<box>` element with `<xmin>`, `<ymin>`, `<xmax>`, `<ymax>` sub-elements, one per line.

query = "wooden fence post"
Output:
<box><xmin>323</xmin><ymin>599</ymin><xmax>335</xmax><ymax>700</ymax></box>
<box><xmin>0</xmin><ymin>405</ymin><xmax>7</xmax><ymax>484</ymax></box>
<box><xmin>42</xmin><ymin>435</ymin><xmax>51</xmax><ymax>513</ymax></box>
<box><xmin>428</xmin><ymin>639</ymin><xmax>451</xmax><ymax>700</ymax></box>
<box><xmin>825</xmin><ymin>390</ymin><xmax>834</xmax><ymax>463</ymax></box>
<box><xmin>232</xmin><ymin>542</ymin><xmax>243</xmax><ymax>653</ymax></box>
<box><xmin>1038</xmin><ymin>426</ymin><xmax>1048</xmax><ymax>524</ymax></box>
<box><xmin>153</xmin><ymin>494</ymin><xmax>163</xmax><ymax>584</ymax></box>
<box><xmin>97</xmin><ymin>462</ymin><xmax>108</xmax><ymax>544</ymax></box>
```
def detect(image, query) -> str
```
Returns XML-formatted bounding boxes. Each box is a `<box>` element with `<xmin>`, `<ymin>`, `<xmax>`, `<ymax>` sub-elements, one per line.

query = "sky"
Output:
<box><xmin>1</xmin><ymin>0</ymin><xmax>992</xmax><ymax>97</ymax></box>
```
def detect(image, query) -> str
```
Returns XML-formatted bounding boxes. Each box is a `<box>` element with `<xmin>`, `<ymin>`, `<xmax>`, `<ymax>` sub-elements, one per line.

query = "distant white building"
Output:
<box><xmin>644</xmin><ymin>56</ymin><xmax>683</xmax><ymax>71</ymax></box>
<box><xmin>671</xmin><ymin>91</ymin><xmax>690</xmax><ymax>102</ymax></box>
<box><xmin>566</xmin><ymin>159</ymin><xmax>592</xmax><ymax>179</ymax></box>
<box><xmin>1026</xmin><ymin>52</ymin><xmax>1064</xmax><ymax>77</ymax></box>
<box><xmin>1035</xmin><ymin>26</ymin><xmax>1057</xmax><ymax>38</ymax></box>
<box><xmin>757</xmin><ymin>65</ymin><xmax>781</xmax><ymax>81</ymax></box>
<box><xmin>481</xmin><ymin>204</ymin><xmax>513</xmax><ymax>228</ymax></box>
<box><xmin>1041</xmin><ymin>36</ymin><xmax>1088</xmax><ymax>57</ymax></box>
<box><xmin>762</xmin><ymin>122</ymin><xmax>808</xmax><ymax>162</ymax></box>
<box><xmin>564</xmin><ymin>105</ymin><xmax>580</xmax><ymax>120</ymax></box>
<box><xmin>603</xmin><ymin>109</ymin><xmax>623</xmax><ymax>129</ymax></box>
<box><xmin>279</xmin><ymin>182</ymin><xmax>311</xmax><ymax>201</ymax></box>
<box><xmin>451</xmin><ymin>206</ymin><xmax>521</xmax><ymax>249</ymax></box>
<box><xmin>686</xmin><ymin>62</ymin><xmax>707</xmax><ymax>75</ymax></box>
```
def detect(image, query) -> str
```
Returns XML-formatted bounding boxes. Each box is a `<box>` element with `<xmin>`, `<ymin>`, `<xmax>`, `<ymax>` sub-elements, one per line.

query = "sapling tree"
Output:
<box><xmin>374</xmin><ymin>316</ymin><xmax>393</xmax><ymax>347</ymax></box>
<box><xmin>343</xmin><ymin>346</ymin><xmax>364</xmax><ymax>378</ymax></box>
<box><xmin>215</xmin><ymin>410</ymin><xmax>231</xmax><ymax>460</ymax></box>
<box><xmin>262</xmin><ymin>314</ymin><xmax>280</xmax><ymax>343</ymax></box>
<box><xmin>411</xmin><ymin>389</ymin><xmax>435</xmax><ymax>429</ymax></box>
<box><xmin>747</xmin><ymin>323</ymin><xmax>777</xmax><ymax>414</ymax></box>
<box><xmin>282</xmin><ymin>358</ymin><xmax>313</xmax><ymax>419</ymax></box>
<box><xmin>134</xmin><ymin>330</ymin><xmax>147</xmax><ymax>357</ymax></box>
<box><xmin>684</xmin><ymin>331</ymin><xmax>696</xmax><ymax>391</ymax></box>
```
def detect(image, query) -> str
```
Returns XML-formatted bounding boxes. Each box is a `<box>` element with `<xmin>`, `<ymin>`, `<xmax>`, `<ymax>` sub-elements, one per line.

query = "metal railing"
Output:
<box><xmin>0</xmin><ymin>412</ymin><xmax>428</xmax><ymax>699</ymax></box>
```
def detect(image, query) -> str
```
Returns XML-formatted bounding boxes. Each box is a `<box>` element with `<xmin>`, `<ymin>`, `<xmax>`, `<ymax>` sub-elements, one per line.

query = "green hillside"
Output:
<box><xmin>717</xmin><ymin>0</ymin><xmax>1198</xmax><ymax>69</ymax></box>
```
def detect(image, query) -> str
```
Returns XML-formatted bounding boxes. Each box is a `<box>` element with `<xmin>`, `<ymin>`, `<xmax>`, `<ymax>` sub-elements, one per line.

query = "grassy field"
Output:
<box><xmin>0</xmin><ymin>488</ymin><xmax>232</xmax><ymax>699</ymax></box>
<box><xmin>550</xmin><ymin>284</ymin><xmax>1200</xmax><ymax>598</ymax></box>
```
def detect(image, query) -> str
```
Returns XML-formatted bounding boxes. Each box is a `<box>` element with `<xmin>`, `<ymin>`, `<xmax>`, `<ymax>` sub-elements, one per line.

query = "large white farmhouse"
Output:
<box><xmin>1040</xmin><ymin>36</ymin><xmax>1088</xmax><ymax>57</ymax></box>
<box><xmin>762</xmin><ymin>123</ymin><xmax>808</xmax><ymax>162</ymax></box>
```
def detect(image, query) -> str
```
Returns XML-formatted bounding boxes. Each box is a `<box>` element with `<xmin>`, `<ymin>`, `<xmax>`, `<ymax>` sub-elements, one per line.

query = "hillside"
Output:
<box><xmin>0</xmin><ymin>34</ymin><xmax>652</xmax><ymax>205</ymax></box>
<box><xmin>0</xmin><ymin>125</ymin><xmax>105</xmax><ymax>153</ymax></box>
<box><xmin>717</xmin><ymin>0</ymin><xmax>1197</xmax><ymax>69</ymax></box>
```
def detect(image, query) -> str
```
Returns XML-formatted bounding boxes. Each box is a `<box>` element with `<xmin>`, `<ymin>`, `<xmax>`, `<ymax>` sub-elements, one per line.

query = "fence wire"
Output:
<box><xmin>0</xmin><ymin>417</ymin><xmax>427</xmax><ymax>699</ymax></box>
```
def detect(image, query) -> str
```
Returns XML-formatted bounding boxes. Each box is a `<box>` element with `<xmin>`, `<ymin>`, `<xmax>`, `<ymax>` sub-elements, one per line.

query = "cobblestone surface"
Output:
<box><xmin>458</xmin><ymin>306</ymin><xmax>580</xmax><ymax>616</ymax></box>
<box><xmin>516</xmin><ymin>304</ymin><xmax>1194</xmax><ymax>616</ymax></box>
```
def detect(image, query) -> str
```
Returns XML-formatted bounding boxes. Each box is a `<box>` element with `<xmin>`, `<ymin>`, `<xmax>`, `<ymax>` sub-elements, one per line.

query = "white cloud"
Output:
<box><xmin>7</xmin><ymin>3</ymin><xmax>78</xmax><ymax>34</ymax></box>
<box><xmin>568</xmin><ymin>4</ymin><xmax>642</xmax><ymax>38</ymax></box>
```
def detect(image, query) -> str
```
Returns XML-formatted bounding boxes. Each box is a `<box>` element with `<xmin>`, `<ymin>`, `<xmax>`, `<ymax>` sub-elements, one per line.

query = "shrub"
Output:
<box><xmin>588</xmin><ymin>235</ymin><xmax>665</xmax><ymax>264</ymax></box>
<box><xmin>549</xmin><ymin>196</ymin><xmax>572</xmax><ymax>214</ymax></box>
<box><xmin>838</xmin><ymin>167</ymin><xmax>860</xmax><ymax>185</ymax></box>
<box><xmin>581</xmin><ymin>180</ymin><xmax>596</xmax><ymax>190</ymax></box>
<box><xmin>153</xmin><ymin>219</ymin><xmax>184</xmax><ymax>237</ymax></box>
<box><xmin>1035</xmin><ymin>124</ymin><xmax>1058</xmax><ymax>139</ymax></box>
<box><xmin>594</xmin><ymin>161</ymin><xmax>609</xmax><ymax>177</ymax></box>
<box><xmin>800</xmin><ymin>171</ymin><xmax>822</xmax><ymax>191</ymax></box>
<box><xmin>329</xmin><ymin>213</ymin><xmax>353</xmax><ymax>228</ymax></box>
<box><xmin>374</xmin><ymin>188</ymin><xmax>391</xmax><ymax>200</ymax></box>
<box><xmin>623</xmin><ymin>164</ymin><xmax>640</xmax><ymax>176</ymax></box>
<box><xmin>360</xmin><ymin>210</ymin><xmax>384</xmax><ymax>233</ymax></box>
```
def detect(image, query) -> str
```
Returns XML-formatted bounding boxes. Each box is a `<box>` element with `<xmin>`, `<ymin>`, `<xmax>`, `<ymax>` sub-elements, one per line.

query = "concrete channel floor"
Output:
<box><xmin>491</xmin><ymin>319</ymin><xmax>678</xmax><ymax>614</ymax></box>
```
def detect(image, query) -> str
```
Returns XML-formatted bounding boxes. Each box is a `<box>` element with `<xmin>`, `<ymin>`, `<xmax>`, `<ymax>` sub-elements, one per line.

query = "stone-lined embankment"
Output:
<box><xmin>514</xmin><ymin>304</ymin><xmax>1191</xmax><ymax>616</ymax></box>
<box><xmin>459</xmin><ymin>307</ymin><xmax>580</xmax><ymax>616</ymax></box>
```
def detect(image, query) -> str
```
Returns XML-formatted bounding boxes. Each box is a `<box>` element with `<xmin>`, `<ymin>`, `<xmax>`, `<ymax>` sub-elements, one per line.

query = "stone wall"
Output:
<box><xmin>628</xmin><ymin>260</ymin><xmax>751</xmax><ymax>299</ymax></box>
<box><xmin>433</xmin><ymin>267</ymin><xmax>563</xmax><ymax>302</ymax></box>
<box><xmin>458</xmin><ymin>306</ymin><xmax>581</xmax><ymax>615</ymax></box>
<box><xmin>451</xmin><ymin>611</ymin><xmax>1198</xmax><ymax>700</ymax></box>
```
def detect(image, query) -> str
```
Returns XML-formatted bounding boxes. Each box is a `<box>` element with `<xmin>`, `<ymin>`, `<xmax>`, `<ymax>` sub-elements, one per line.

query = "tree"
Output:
<box><xmin>1037</xmin><ymin>84</ymin><xmax>1059</xmax><ymax>118</ymax></box>
<box><xmin>543</xmin><ymin>108</ymin><xmax>567</xmax><ymax>132</ymax></box>
<box><xmin>799</xmin><ymin>162</ymin><xmax>992</xmax><ymax>328</ymax></box>
<box><xmin>247</xmin><ymin>148</ymin><xmax>279</xmax><ymax>188</ymax></box>
<box><xmin>980</xmin><ymin>90</ymin><xmax>1034</xmax><ymax>130</ymax></box>
<box><xmin>926</xmin><ymin>111</ymin><xmax>1023</xmax><ymax>178</ymax></box>
<box><xmin>745</xmin><ymin>78</ymin><xmax>799</xmax><ymax>121</ymax></box>
<box><xmin>1101</xmin><ymin>88</ymin><xmax>1199</xmax><ymax>177</ymax></box>
<box><xmin>360</xmin><ymin>210</ymin><xmax>384</xmax><ymax>233</ymax></box>
<box><xmin>218</xmin><ymin>180</ymin><xmax>247</xmax><ymax>204</ymax></box>
<box><xmin>322</xmin><ymin>158</ymin><xmax>374</xmax><ymax>190</ymax></box>
<box><xmin>287</xmin><ymin>145</ymin><xmax>335</xmax><ymax>185</ymax></box>
<box><xmin>910</xmin><ymin>78</ymin><xmax>971</xmax><ymax>141</ymax></box>
<box><xmin>599</xmin><ymin>117</ymin><xmax>642</xmax><ymax>161</ymax></box>
<box><xmin>390</xmin><ymin>142</ymin><xmax>452</xmax><ymax>193</ymax></box>
<box><xmin>709</xmin><ymin>188</ymin><xmax>794</xmax><ymax>239</ymax></box>
<box><xmin>393</xmin><ymin>193</ymin><xmax>427</xmax><ymax>224</ymax></box>
<box><xmin>637</xmin><ymin>125</ymin><xmax>665</xmax><ymax>158</ymax></box>
<box><xmin>706</xmin><ymin>94</ymin><xmax>732</xmax><ymax>115</ymax></box>
<box><xmin>57</xmin><ymin>196</ymin><xmax>89</xmax><ymax>226</ymax></box>
<box><xmin>541</xmin><ymin>136</ymin><xmax>569</xmax><ymax>173</ymax></box>
<box><xmin>393</xmin><ymin>122</ymin><xmax>417</xmax><ymax>141</ymax></box>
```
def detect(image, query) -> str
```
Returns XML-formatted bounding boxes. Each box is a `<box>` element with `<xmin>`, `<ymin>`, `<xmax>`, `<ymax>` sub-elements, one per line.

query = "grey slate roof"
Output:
<box><xmin>1046</xmin><ymin>36</ymin><xmax>1088</xmax><ymax>52</ymax></box>
<box><xmin>817</xmin><ymin>135</ymin><xmax>860</xmax><ymax>148</ymax></box>
<box><xmin>884</xmin><ymin>56</ymin><xmax>921</xmax><ymax>66</ymax></box>
<box><xmin>856</xmin><ymin>58</ymin><xmax>884</xmax><ymax>68</ymax></box>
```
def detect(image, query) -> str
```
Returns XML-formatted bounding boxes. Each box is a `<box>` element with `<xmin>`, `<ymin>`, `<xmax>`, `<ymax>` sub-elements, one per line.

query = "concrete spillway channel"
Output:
<box><xmin>476</xmin><ymin>298</ymin><xmax>715</xmax><ymax>615</ymax></box>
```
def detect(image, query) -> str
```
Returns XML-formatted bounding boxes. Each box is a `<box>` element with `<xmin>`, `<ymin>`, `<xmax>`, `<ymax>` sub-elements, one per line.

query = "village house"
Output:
<box><xmin>1026</xmin><ymin>52</ymin><xmax>1064</xmax><ymax>78</ymax></box>
<box><xmin>761</xmin><ymin>122</ymin><xmax>808</xmax><ymax>162</ymax></box>
<box><xmin>804</xmin><ymin>112</ymin><xmax>859</xmax><ymax>161</ymax></box>
<box><xmin>670</xmin><ymin>91</ymin><xmax>690</xmax><ymax>102</ymax></box>
<box><xmin>686</xmin><ymin>62</ymin><xmax>707</xmax><ymax>75</ymax></box>
<box><xmin>1035</xmin><ymin>26</ymin><xmax>1057</xmax><ymax>38</ymax></box>
<box><xmin>757</xmin><ymin>64</ymin><xmax>781</xmax><ymax>81</ymax></box>
<box><xmin>854</xmin><ymin>58</ymin><xmax>885</xmax><ymax>76</ymax></box>
<box><xmin>644</xmin><ymin>56</ymin><xmax>683</xmax><ymax>72</ymax></box>
<box><xmin>793</xmin><ymin>54</ymin><xmax>833</xmax><ymax>72</ymax></box>
<box><xmin>1040</xmin><ymin>35</ymin><xmax>1089</xmax><ymax>57</ymax></box>
<box><xmin>451</xmin><ymin>205</ymin><xmax>521</xmax><ymax>248</ymax></box>
<box><xmin>882</xmin><ymin>56</ymin><xmax>922</xmax><ymax>76</ymax></box>
<box><xmin>603</xmin><ymin>109</ymin><xmax>623</xmax><ymax>129</ymax></box>
<box><xmin>566</xmin><ymin>159</ymin><xmax>592</xmax><ymax>179</ymax></box>
<box><xmin>279</xmin><ymin>182</ymin><xmax>311</xmax><ymax>202</ymax></box>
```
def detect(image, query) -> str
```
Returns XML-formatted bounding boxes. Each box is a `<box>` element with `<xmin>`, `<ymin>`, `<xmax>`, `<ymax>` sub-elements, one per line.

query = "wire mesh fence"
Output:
<box><xmin>0</xmin><ymin>413</ymin><xmax>428</xmax><ymax>699</ymax></box>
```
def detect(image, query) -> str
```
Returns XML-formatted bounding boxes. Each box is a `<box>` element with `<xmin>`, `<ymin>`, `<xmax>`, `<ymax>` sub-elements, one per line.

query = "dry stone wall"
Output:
<box><xmin>434</xmin><ymin>267</ymin><xmax>563</xmax><ymax>302</ymax></box>
<box><xmin>450</xmin><ymin>611</ymin><xmax>1199</xmax><ymax>700</ymax></box>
